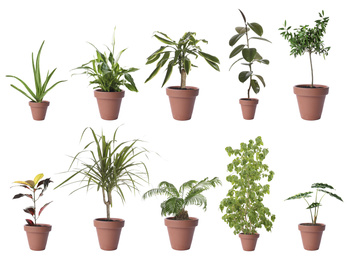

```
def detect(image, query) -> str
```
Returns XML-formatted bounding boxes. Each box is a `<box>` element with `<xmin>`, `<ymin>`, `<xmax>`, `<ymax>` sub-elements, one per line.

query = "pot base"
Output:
<box><xmin>166</xmin><ymin>87</ymin><xmax>199</xmax><ymax>121</ymax></box>
<box><xmin>164</xmin><ymin>217</ymin><xmax>198</xmax><ymax>250</ymax></box>
<box><xmin>94</xmin><ymin>218</ymin><xmax>125</xmax><ymax>251</ymax></box>
<box><xmin>29</xmin><ymin>101</ymin><xmax>50</xmax><ymax>121</ymax></box>
<box><xmin>24</xmin><ymin>224</ymin><xmax>51</xmax><ymax>251</ymax></box>
<box><xmin>239</xmin><ymin>98</ymin><xmax>259</xmax><ymax>120</ymax></box>
<box><xmin>239</xmin><ymin>233</ymin><xmax>259</xmax><ymax>251</ymax></box>
<box><xmin>299</xmin><ymin>223</ymin><xmax>325</xmax><ymax>250</ymax></box>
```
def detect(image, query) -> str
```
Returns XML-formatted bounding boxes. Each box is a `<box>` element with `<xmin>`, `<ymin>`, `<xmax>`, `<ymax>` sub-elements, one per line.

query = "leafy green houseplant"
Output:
<box><xmin>143</xmin><ymin>177</ymin><xmax>221</xmax><ymax>250</ymax></box>
<box><xmin>219</xmin><ymin>136</ymin><xmax>275</xmax><ymax>251</ymax></box>
<box><xmin>145</xmin><ymin>31</ymin><xmax>220</xmax><ymax>120</ymax></box>
<box><xmin>286</xmin><ymin>183</ymin><xmax>343</xmax><ymax>250</ymax></box>
<box><xmin>56</xmin><ymin>127</ymin><xmax>149</xmax><ymax>250</ymax></box>
<box><xmin>74</xmin><ymin>29</ymin><xmax>139</xmax><ymax>120</ymax></box>
<box><xmin>12</xmin><ymin>173</ymin><xmax>53</xmax><ymax>250</ymax></box>
<box><xmin>6</xmin><ymin>41</ymin><xmax>66</xmax><ymax>120</ymax></box>
<box><xmin>229</xmin><ymin>10</ymin><xmax>271</xmax><ymax>120</ymax></box>
<box><xmin>279</xmin><ymin>11</ymin><xmax>330</xmax><ymax>120</ymax></box>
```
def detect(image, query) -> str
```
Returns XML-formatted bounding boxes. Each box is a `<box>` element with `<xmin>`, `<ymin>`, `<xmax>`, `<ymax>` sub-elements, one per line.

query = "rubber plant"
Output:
<box><xmin>6</xmin><ymin>41</ymin><xmax>66</xmax><ymax>120</ymax></box>
<box><xmin>74</xmin><ymin>28</ymin><xmax>139</xmax><ymax>120</ymax></box>
<box><xmin>143</xmin><ymin>177</ymin><xmax>221</xmax><ymax>250</ymax></box>
<box><xmin>286</xmin><ymin>183</ymin><xmax>343</xmax><ymax>250</ymax></box>
<box><xmin>279</xmin><ymin>11</ymin><xmax>330</xmax><ymax>120</ymax></box>
<box><xmin>229</xmin><ymin>10</ymin><xmax>271</xmax><ymax>119</ymax></box>
<box><xmin>219</xmin><ymin>136</ymin><xmax>275</xmax><ymax>251</ymax></box>
<box><xmin>56</xmin><ymin>127</ymin><xmax>149</xmax><ymax>250</ymax></box>
<box><xmin>145</xmin><ymin>31</ymin><xmax>220</xmax><ymax>120</ymax></box>
<box><xmin>12</xmin><ymin>173</ymin><xmax>53</xmax><ymax>250</ymax></box>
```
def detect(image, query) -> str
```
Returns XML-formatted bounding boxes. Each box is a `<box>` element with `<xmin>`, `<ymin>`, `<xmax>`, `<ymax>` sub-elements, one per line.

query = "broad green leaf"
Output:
<box><xmin>154</xmin><ymin>34</ymin><xmax>175</xmax><ymax>45</ymax></box>
<box><xmin>242</xmin><ymin>48</ymin><xmax>257</xmax><ymax>62</ymax></box>
<box><xmin>307</xmin><ymin>202</ymin><xmax>320</xmax><ymax>209</ymax></box>
<box><xmin>319</xmin><ymin>189</ymin><xmax>343</xmax><ymax>202</ymax></box>
<box><xmin>254</xmin><ymin>74</ymin><xmax>266</xmax><ymax>87</ymax></box>
<box><xmin>254</xmin><ymin>52</ymin><xmax>263</xmax><ymax>61</ymax></box>
<box><xmin>229</xmin><ymin>34</ymin><xmax>244</xmax><ymax>47</ymax></box>
<box><xmin>198</xmin><ymin>51</ymin><xmax>220</xmax><ymax>64</ymax></box>
<box><xmin>235</xmin><ymin>27</ymin><xmax>250</xmax><ymax>34</ymax></box>
<box><xmin>285</xmin><ymin>192</ymin><xmax>313</xmax><ymax>200</ymax></box>
<box><xmin>205</xmin><ymin>59</ymin><xmax>220</xmax><ymax>71</ymax></box>
<box><xmin>229</xmin><ymin>44</ymin><xmax>245</xmax><ymax>58</ymax></box>
<box><xmin>251</xmin><ymin>79</ymin><xmax>260</xmax><ymax>94</ymax></box>
<box><xmin>248</xmin><ymin>22</ymin><xmax>263</xmax><ymax>36</ymax></box>
<box><xmin>238</xmin><ymin>71</ymin><xmax>253</xmax><ymax>83</ymax></box>
<box><xmin>311</xmin><ymin>183</ymin><xmax>334</xmax><ymax>189</ymax></box>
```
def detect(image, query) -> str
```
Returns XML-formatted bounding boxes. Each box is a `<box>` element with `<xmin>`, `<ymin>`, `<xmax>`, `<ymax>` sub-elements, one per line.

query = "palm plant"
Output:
<box><xmin>143</xmin><ymin>177</ymin><xmax>221</xmax><ymax>220</ymax></box>
<box><xmin>55</xmin><ymin>127</ymin><xmax>149</xmax><ymax>220</ymax></box>
<box><xmin>6</xmin><ymin>41</ymin><xmax>66</xmax><ymax>102</ymax></box>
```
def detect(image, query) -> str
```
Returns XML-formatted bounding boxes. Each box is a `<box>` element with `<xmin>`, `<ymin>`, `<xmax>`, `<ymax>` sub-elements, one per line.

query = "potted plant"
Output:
<box><xmin>6</xmin><ymin>41</ymin><xmax>66</xmax><ymax>120</ymax></box>
<box><xmin>229</xmin><ymin>10</ymin><xmax>271</xmax><ymax>120</ymax></box>
<box><xmin>279</xmin><ymin>11</ymin><xmax>330</xmax><ymax>120</ymax></box>
<box><xmin>142</xmin><ymin>177</ymin><xmax>221</xmax><ymax>250</ymax></box>
<box><xmin>74</xmin><ymin>29</ymin><xmax>139</xmax><ymax>120</ymax></box>
<box><xmin>145</xmin><ymin>31</ymin><xmax>220</xmax><ymax>120</ymax></box>
<box><xmin>219</xmin><ymin>136</ymin><xmax>275</xmax><ymax>251</ymax></box>
<box><xmin>55</xmin><ymin>127</ymin><xmax>149</xmax><ymax>250</ymax></box>
<box><xmin>11</xmin><ymin>173</ymin><xmax>53</xmax><ymax>250</ymax></box>
<box><xmin>285</xmin><ymin>183</ymin><xmax>343</xmax><ymax>250</ymax></box>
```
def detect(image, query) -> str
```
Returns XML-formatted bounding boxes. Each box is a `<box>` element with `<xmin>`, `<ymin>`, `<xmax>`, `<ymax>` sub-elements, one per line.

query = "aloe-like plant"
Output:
<box><xmin>286</xmin><ymin>183</ymin><xmax>343</xmax><ymax>224</ymax></box>
<box><xmin>142</xmin><ymin>177</ymin><xmax>221</xmax><ymax>220</ymax></box>
<box><xmin>229</xmin><ymin>10</ymin><xmax>271</xmax><ymax>99</ymax></box>
<box><xmin>12</xmin><ymin>173</ymin><xmax>53</xmax><ymax>226</ymax></box>
<box><xmin>279</xmin><ymin>11</ymin><xmax>330</xmax><ymax>87</ymax></box>
<box><xmin>74</xmin><ymin>29</ymin><xmax>139</xmax><ymax>92</ymax></box>
<box><xmin>6</xmin><ymin>41</ymin><xmax>66</xmax><ymax>102</ymax></box>
<box><xmin>145</xmin><ymin>31</ymin><xmax>220</xmax><ymax>88</ymax></box>
<box><xmin>55</xmin><ymin>127</ymin><xmax>149</xmax><ymax>220</ymax></box>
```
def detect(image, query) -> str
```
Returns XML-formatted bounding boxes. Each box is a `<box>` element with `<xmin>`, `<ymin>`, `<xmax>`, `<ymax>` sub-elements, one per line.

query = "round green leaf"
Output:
<box><xmin>242</xmin><ymin>48</ymin><xmax>257</xmax><ymax>62</ymax></box>
<box><xmin>248</xmin><ymin>22</ymin><xmax>263</xmax><ymax>36</ymax></box>
<box><xmin>251</xmin><ymin>79</ymin><xmax>260</xmax><ymax>94</ymax></box>
<box><xmin>238</xmin><ymin>71</ymin><xmax>253</xmax><ymax>83</ymax></box>
<box><xmin>235</xmin><ymin>27</ymin><xmax>250</xmax><ymax>34</ymax></box>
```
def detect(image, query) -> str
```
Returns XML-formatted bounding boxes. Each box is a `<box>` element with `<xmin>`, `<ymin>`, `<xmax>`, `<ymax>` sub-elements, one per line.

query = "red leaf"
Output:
<box><xmin>25</xmin><ymin>219</ymin><xmax>34</xmax><ymax>226</ymax></box>
<box><xmin>13</xmin><ymin>193</ymin><xmax>24</xmax><ymax>199</ymax></box>
<box><xmin>24</xmin><ymin>207</ymin><xmax>35</xmax><ymax>216</ymax></box>
<box><xmin>39</xmin><ymin>201</ymin><xmax>52</xmax><ymax>216</ymax></box>
<box><xmin>37</xmin><ymin>178</ymin><xmax>52</xmax><ymax>191</ymax></box>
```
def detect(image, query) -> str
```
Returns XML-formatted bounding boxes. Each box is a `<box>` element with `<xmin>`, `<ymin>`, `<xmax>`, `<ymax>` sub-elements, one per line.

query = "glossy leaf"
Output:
<box><xmin>154</xmin><ymin>34</ymin><xmax>175</xmax><ymax>45</ymax></box>
<box><xmin>242</xmin><ymin>48</ymin><xmax>257</xmax><ymax>62</ymax></box>
<box><xmin>238</xmin><ymin>71</ymin><xmax>253</xmax><ymax>83</ymax></box>
<box><xmin>255</xmin><ymin>75</ymin><xmax>266</xmax><ymax>87</ymax></box>
<box><xmin>248</xmin><ymin>22</ymin><xmax>263</xmax><ymax>36</ymax></box>
<box><xmin>37</xmin><ymin>178</ymin><xmax>52</xmax><ymax>191</ymax></box>
<box><xmin>24</xmin><ymin>207</ymin><xmax>35</xmax><ymax>216</ymax></box>
<box><xmin>235</xmin><ymin>27</ymin><xmax>249</xmax><ymax>34</ymax></box>
<box><xmin>229</xmin><ymin>44</ymin><xmax>245</xmax><ymax>58</ymax></box>
<box><xmin>229</xmin><ymin>34</ymin><xmax>244</xmax><ymax>47</ymax></box>
<box><xmin>238</xmin><ymin>9</ymin><xmax>246</xmax><ymax>23</ymax></box>
<box><xmin>184</xmin><ymin>58</ymin><xmax>191</xmax><ymax>75</ymax></box>
<box><xmin>198</xmin><ymin>51</ymin><xmax>220</xmax><ymax>64</ymax></box>
<box><xmin>26</xmin><ymin>219</ymin><xmax>35</xmax><ymax>226</ymax></box>
<box><xmin>34</xmin><ymin>173</ymin><xmax>44</xmax><ymax>186</ymax></box>
<box><xmin>251</xmin><ymin>79</ymin><xmax>260</xmax><ymax>94</ymax></box>
<box><xmin>39</xmin><ymin>201</ymin><xmax>52</xmax><ymax>216</ymax></box>
<box><xmin>205</xmin><ymin>59</ymin><xmax>220</xmax><ymax>71</ymax></box>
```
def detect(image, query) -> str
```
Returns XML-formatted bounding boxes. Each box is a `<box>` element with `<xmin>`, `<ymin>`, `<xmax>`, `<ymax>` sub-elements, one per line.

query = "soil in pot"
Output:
<box><xmin>94</xmin><ymin>89</ymin><xmax>125</xmax><ymax>120</ymax></box>
<box><xmin>164</xmin><ymin>217</ymin><xmax>198</xmax><ymax>250</ymax></box>
<box><xmin>239</xmin><ymin>233</ymin><xmax>259</xmax><ymax>251</ymax></box>
<box><xmin>24</xmin><ymin>224</ymin><xmax>52</xmax><ymax>251</ymax></box>
<box><xmin>293</xmin><ymin>85</ymin><xmax>329</xmax><ymax>120</ymax></box>
<box><xmin>239</xmin><ymin>98</ymin><xmax>259</xmax><ymax>120</ymax></box>
<box><xmin>29</xmin><ymin>101</ymin><xmax>50</xmax><ymax>121</ymax></box>
<box><xmin>94</xmin><ymin>218</ymin><xmax>125</xmax><ymax>250</ymax></box>
<box><xmin>298</xmin><ymin>223</ymin><xmax>325</xmax><ymax>250</ymax></box>
<box><xmin>166</xmin><ymin>87</ymin><xmax>199</xmax><ymax>121</ymax></box>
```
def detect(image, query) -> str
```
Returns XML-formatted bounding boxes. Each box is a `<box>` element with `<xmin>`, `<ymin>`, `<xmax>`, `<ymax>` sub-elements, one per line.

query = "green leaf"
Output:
<box><xmin>307</xmin><ymin>202</ymin><xmax>320</xmax><ymax>209</ymax></box>
<box><xmin>229</xmin><ymin>44</ymin><xmax>245</xmax><ymax>58</ymax></box>
<box><xmin>311</xmin><ymin>183</ymin><xmax>334</xmax><ymax>189</ymax></box>
<box><xmin>254</xmin><ymin>75</ymin><xmax>266</xmax><ymax>87</ymax></box>
<box><xmin>145</xmin><ymin>64</ymin><xmax>162</xmax><ymax>83</ymax></box>
<box><xmin>154</xmin><ymin>34</ymin><xmax>175</xmax><ymax>45</ymax></box>
<box><xmin>184</xmin><ymin>58</ymin><xmax>191</xmax><ymax>75</ymax></box>
<box><xmin>254</xmin><ymin>52</ymin><xmax>263</xmax><ymax>61</ymax></box>
<box><xmin>319</xmin><ymin>189</ymin><xmax>343</xmax><ymax>202</ymax></box>
<box><xmin>229</xmin><ymin>34</ymin><xmax>244</xmax><ymax>47</ymax></box>
<box><xmin>162</xmin><ymin>61</ymin><xmax>174</xmax><ymax>87</ymax></box>
<box><xmin>146</xmin><ymin>53</ymin><xmax>160</xmax><ymax>64</ymax></box>
<box><xmin>242</xmin><ymin>48</ymin><xmax>257</xmax><ymax>62</ymax></box>
<box><xmin>238</xmin><ymin>71</ymin><xmax>252</xmax><ymax>83</ymax></box>
<box><xmin>251</xmin><ymin>79</ymin><xmax>260</xmax><ymax>94</ymax></box>
<box><xmin>249</xmin><ymin>37</ymin><xmax>271</xmax><ymax>43</ymax></box>
<box><xmin>124</xmin><ymin>73</ymin><xmax>138</xmax><ymax>92</ymax></box>
<box><xmin>258</xmin><ymin>59</ymin><xmax>270</xmax><ymax>65</ymax></box>
<box><xmin>205</xmin><ymin>59</ymin><xmax>220</xmax><ymax>71</ymax></box>
<box><xmin>235</xmin><ymin>27</ymin><xmax>250</xmax><ymax>34</ymax></box>
<box><xmin>285</xmin><ymin>192</ymin><xmax>313</xmax><ymax>200</ymax></box>
<box><xmin>248</xmin><ymin>22</ymin><xmax>263</xmax><ymax>36</ymax></box>
<box><xmin>198</xmin><ymin>51</ymin><xmax>220</xmax><ymax>64</ymax></box>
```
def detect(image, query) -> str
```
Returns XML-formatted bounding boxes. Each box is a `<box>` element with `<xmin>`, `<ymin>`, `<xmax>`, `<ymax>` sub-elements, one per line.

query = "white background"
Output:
<box><xmin>0</xmin><ymin>0</ymin><xmax>348</xmax><ymax>259</ymax></box>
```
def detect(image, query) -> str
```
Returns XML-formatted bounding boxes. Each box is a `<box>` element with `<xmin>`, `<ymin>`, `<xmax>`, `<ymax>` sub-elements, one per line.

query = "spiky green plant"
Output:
<box><xmin>6</xmin><ymin>41</ymin><xmax>66</xmax><ymax>102</ymax></box>
<box><xmin>286</xmin><ymin>183</ymin><xmax>343</xmax><ymax>224</ymax></box>
<box><xmin>55</xmin><ymin>127</ymin><xmax>149</xmax><ymax>220</ymax></box>
<box><xmin>142</xmin><ymin>177</ymin><xmax>221</xmax><ymax>220</ymax></box>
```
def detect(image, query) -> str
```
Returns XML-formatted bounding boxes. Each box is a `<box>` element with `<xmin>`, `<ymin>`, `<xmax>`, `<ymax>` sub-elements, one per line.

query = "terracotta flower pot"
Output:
<box><xmin>166</xmin><ymin>87</ymin><xmax>199</xmax><ymax>121</ymax></box>
<box><xmin>298</xmin><ymin>223</ymin><xmax>325</xmax><ymax>250</ymax></box>
<box><xmin>239</xmin><ymin>98</ymin><xmax>259</xmax><ymax>120</ymax></box>
<box><xmin>29</xmin><ymin>101</ymin><xmax>50</xmax><ymax>121</ymax></box>
<box><xmin>293</xmin><ymin>85</ymin><xmax>329</xmax><ymax>120</ymax></box>
<box><xmin>94</xmin><ymin>89</ymin><xmax>125</xmax><ymax>120</ymax></box>
<box><xmin>24</xmin><ymin>224</ymin><xmax>51</xmax><ymax>251</ymax></box>
<box><xmin>164</xmin><ymin>217</ymin><xmax>198</xmax><ymax>250</ymax></box>
<box><xmin>239</xmin><ymin>233</ymin><xmax>259</xmax><ymax>251</ymax></box>
<box><xmin>94</xmin><ymin>218</ymin><xmax>125</xmax><ymax>250</ymax></box>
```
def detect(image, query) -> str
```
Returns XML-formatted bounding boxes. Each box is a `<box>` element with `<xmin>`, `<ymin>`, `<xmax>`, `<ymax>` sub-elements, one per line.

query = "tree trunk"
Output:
<box><xmin>180</xmin><ymin>69</ymin><xmax>186</xmax><ymax>88</ymax></box>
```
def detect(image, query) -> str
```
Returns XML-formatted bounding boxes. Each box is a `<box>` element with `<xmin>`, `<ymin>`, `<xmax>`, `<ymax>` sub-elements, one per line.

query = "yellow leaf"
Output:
<box><xmin>34</xmin><ymin>173</ymin><xmax>44</xmax><ymax>186</ymax></box>
<box><xmin>25</xmin><ymin>180</ymin><xmax>35</xmax><ymax>188</ymax></box>
<box><xmin>13</xmin><ymin>180</ymin><xmax>31</xmax><ymax>186</ymax></box>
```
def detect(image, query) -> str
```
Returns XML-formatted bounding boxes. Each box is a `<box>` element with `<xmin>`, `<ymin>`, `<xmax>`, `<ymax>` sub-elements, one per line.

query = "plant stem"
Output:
<box><xmin>33</xmin><ymin>189</ymin><xmax>37</xmax><ymax>225</ymax></box>
<box><xmin>303</xmin><ymin>197</ymin><xmax>313</xmax><ymax>224</ymax></box>
<box><xmin>309</xmin><ymin>51</ymin><xmax>314</xmax><ymax>87</ymax></box>
<box><xmin>245</xmin><ymin>21</ymin><xmax>252</xmax><ymax>99</ymax></box>
<box><xmin>102</xmin><ymin>189</ymin><xmax>111</xmax><ymax>220</ymax></box>
<box><xmin>180</xmin><ymin>69</ymin><xmax>186</xmax><ymax>88</ymax></box>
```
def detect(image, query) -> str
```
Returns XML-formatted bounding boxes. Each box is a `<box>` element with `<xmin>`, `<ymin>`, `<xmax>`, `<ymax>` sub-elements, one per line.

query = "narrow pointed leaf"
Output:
<box><xmin>229</xmin><ymin>34</ymin><xmax>244</xmax><ymax>47</ymax></box>
<box><xmin>25</xmin><ymin>219</ymin><xmax>35</xmax><ymax>226</ymax></box>
<box><xmin>319</xmin><ymin>189</ymin><xmax>343</xmax><ymax>202</ymax></box>
<box><xmin>161</xmin><ymin>61</ymin><xmax>174</xmax><ymax>87</ymax></box>
<box><xmin>249</xmin><ymin>37</ymin><xmax>271</xmax><ymax>43</ymax></box>
<box><xmin>34</xmin><ymin>173</ymin><xmax>44</xmax><ymax>186</ymax></box>
<box><xmin>198</xmin><ymin>51</ymin><xmax>220</xmax><ymax>64</ymax></box>
<box><xmin>184</xmin><ymin>58</ymin><xmax>191</xmax><ymax>75</ymax></box>
<box><xmin>39</xmin><ymin>201</ymin><xmax>53</xmax><ymax>216</ymax></box>
<box><xmin>229</xmin><ymin>44</ymin><xmax>245</xmax><ymax>58</ymax></box>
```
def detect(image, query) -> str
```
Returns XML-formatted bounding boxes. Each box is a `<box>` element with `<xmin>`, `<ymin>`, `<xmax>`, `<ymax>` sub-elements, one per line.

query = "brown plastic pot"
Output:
<box><xmin>239</xmin><ymin>98</ymin><xmax>259</xmax><ymax>120</ymax></box>
<box><xmin>239</xmin><ymin>233</ymin><xmax>259</xmax><ymax>251</ymax></box>
<box><xmin>166</xmin><ymin>87</ymin><xmax>199</xmax><ymax>121</ymax></box>
<box><xmin>298</xmin><ymin>223</ymin><xmax>325</xmax><ymax>250</ymax></box>
<box><xmin>164</xmin><ymin>217</ymin><xmax>198</xmax><ymax>250</ymax></box>
<box><xmin>293</xmin><ymin>85</ymin><xmax>329</xmax><ymax>120</ymax></box>
<box><xmin>24</xmin><ymin>224</ymin><xmax>51</xmax><ymax>251</ymax></box>
<box><xmin>94</xmin><ymin>218</ymin><xmax>125</xmax><ymax>250</ymax></box>
<box><xmin>94</xmin><ymin>89</ymin><xmax>125</xmax><ymax>120</ymax></box>
<box><xmin>29</xmin><ymin>101</ymin><xmax>50</xmax><ymax>121</ymax></box>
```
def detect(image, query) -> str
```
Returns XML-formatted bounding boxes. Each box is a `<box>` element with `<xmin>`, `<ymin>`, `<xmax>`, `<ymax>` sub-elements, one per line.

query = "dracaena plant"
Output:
<box><xmin>142</xmin><ymin>177</ymin><xmax>221</xmax><ymax>220</ymax></box>
<box><xmin>55</xmin><ymin>127</ymin><xmax>149</xmax><ymax>220</ymax></box>
<box><xmin>74</xmin><ymin>29</ymin><xmax>138</xmax><ymax>92</ymax></box>
<box><xmin>285</xmin><ymin>183</ymin><xmax>343</xmax><ymax>224</ymax></box>
<box><xmin>229</xmin><ymin>10</ymin><xmax>271</xmax><ymax>99</ymax></box>
<box><xmin>6</xmin><ymin>41</ymin><xmax>66</xmax><ymax>102</ymax></box>
<box><xmin>145</xmin><ymin>31</ymin><xmax>220</xmax><ymax>88</ymax></box>
<box><xmin>279</xmin><ymin>10</ymin><xmax>330</xmax><ymax>87</ymax></box>
<box><xmin>12</xmin><ymin>173</ymin><xmax>53</xmax><ymax>226</ymax></box>
<box><xmin>220</xmin><ymin>136</ymin><xmax>275</xmax><ymax>235</ymax></box>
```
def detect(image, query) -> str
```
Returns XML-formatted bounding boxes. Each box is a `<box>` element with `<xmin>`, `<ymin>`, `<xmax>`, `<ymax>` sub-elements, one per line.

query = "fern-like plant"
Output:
<box><xmin>142</xmin><ymin>177</ymin><xmax>221</xmax><ymax>220</ymax></box>
<box><xmin>286</xmin><ymin>183</ymin><xmax>343</xmax><ymax>224</ymax></box>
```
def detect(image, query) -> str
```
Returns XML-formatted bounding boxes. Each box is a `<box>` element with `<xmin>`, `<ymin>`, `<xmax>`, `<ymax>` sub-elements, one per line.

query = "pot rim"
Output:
<box><xmin>293</xmin><ymin>84</ymin><xmax>329</xmax><ymax>89</ymax></box>
<box><xmin>164</xmin><ymin>217</ymin><xmax>199</xmax><ymax>228</ymax></box>
<box><xmin>24</xmin><ymin>223</ymin><xmax>52</xmax><ymax>232</ymax></box>
<box><xmin>94</xmin><ymin>89</ymin><xmax>125</xmax><ymax>93</ymax></box>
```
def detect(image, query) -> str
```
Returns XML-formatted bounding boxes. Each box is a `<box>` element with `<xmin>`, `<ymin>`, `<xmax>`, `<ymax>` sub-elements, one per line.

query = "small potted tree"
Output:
<box><xmin>74</xmin><ymin>29</ymin><xmax>139</xmax><ymax>120</ymax></box>
<box><xmin>12</xmin><ymin>173</ymin><xmax>53</xmax><ymax>250</ymax></box>
<box><xmin>55</xmin><ymin>127</ymin><xmax>149</xmax><ymax>250</ymax></box>
<box><xmin>145</xmin><ymin>31</ymin><xmax>220</xmax><ymax>120</ymax></box>
<box><xmin>285</xmin><ymin>183</ymin><xmax>343</xmax><ymax>250</ymax></box>
<box><xmin>6</xmin><ymin>41</ymin><xmax>66</xmax><ymax>120</ymax></box>
<box><xmin>228</xmin><ymin>10</ymin><xmax>271</xmax><ymax>120</ymax></box>
<box><xmin>279</xmin><ymin>11</ymin><xmax>330</xmax><ymax>120</ymax></box>
<box><xmin>142</xmin><ymin>177</ymin><xmax>221</xmax><ymax>250</ymax></box>
<box><xmin>219</xmin><ymin>136</ymin><xmax>275</xmax><ymax>251</ymax></box>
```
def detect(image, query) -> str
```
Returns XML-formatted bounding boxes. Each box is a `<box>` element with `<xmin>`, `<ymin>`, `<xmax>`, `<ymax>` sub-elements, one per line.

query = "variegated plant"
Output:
<box><xmin>12</xmin><ymin>173</ymin><xmax>52</xmax><ymax>226</ymax></box>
